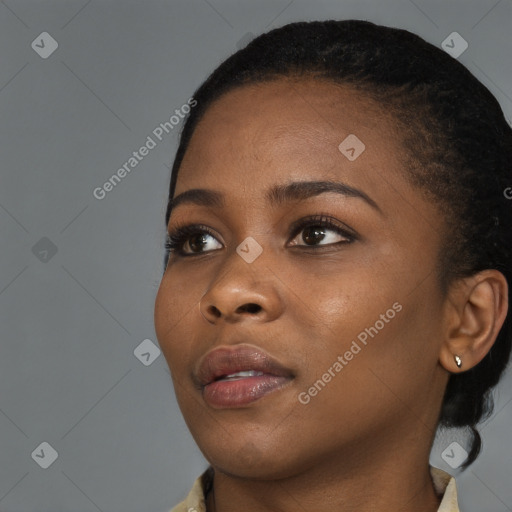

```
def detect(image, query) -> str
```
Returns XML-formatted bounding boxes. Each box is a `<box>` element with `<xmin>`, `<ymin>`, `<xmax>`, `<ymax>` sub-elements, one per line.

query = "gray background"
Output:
<box><xmin>0</xmin><ymin>0</ymin><xmax>511</xmax><ymax>510</ymax></box>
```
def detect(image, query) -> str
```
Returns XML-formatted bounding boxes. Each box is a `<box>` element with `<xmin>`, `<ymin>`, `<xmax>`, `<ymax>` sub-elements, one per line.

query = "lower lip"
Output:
<box><xmin>203</xmin><ymin>375</ymin><xmax>291</xmax><ymax>408</ymax></box>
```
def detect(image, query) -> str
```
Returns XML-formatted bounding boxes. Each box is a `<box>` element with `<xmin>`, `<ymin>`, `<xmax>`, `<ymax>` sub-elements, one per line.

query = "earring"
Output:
<box><xmin>454</xmin><ymin>355</ymin><xmax>462</xmax><ymax>368</ymax></box>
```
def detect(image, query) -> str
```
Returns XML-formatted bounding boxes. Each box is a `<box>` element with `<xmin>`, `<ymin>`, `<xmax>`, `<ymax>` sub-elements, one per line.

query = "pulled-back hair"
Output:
<box><xmin>164</xmin><ymin>19</ymin><xmax>512</xmax><ymax>468</ymax></box>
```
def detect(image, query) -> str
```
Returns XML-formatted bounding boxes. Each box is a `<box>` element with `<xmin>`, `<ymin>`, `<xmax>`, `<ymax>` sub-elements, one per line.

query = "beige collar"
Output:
<box><xmin>170</xmin><ymin>465</ymin><xmax>459</xmax><ymax>512</ymax></box>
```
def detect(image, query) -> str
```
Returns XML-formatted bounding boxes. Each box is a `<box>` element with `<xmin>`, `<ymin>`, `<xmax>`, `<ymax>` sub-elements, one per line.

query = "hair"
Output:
<box><xmin>163</xmin><ymin>19</ymin><xmax>512</xmax><ymax>468</ymax></box>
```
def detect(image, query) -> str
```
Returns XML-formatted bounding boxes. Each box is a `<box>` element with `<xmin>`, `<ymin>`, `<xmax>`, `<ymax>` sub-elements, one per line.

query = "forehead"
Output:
<box><xmin>175</xmin><ymin>78</ymin><xmax>405</xmax><ymax>192</ymax></box>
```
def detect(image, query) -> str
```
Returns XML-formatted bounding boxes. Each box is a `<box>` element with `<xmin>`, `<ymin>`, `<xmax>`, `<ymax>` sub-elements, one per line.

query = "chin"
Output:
<box><xmin>192</xmin><ymin>428</ymin><xmax>311</xmax><ymax>481</ymax></box>
<box><xmin>210</xmin><ymin>455</ymin><xmax>303</xmax><ymax>481</ymax></box>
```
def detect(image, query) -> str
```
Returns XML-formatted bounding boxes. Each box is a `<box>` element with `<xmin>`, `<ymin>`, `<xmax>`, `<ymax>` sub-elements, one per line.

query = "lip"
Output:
<box><xmin>196</xmin><ymin>344</ymin><xmax>294</xmax><ymax>408</ymax></box>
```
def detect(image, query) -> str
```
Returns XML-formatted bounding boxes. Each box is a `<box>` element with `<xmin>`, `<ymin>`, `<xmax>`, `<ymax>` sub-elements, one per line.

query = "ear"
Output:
<box><xmin>439</xmin><ymin>269</ymin><xmax>509</xmax><ymax>373</ymax></box>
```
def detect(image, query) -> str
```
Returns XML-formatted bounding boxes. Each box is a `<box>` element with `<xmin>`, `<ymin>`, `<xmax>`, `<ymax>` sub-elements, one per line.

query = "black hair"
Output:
<box><xmin>163</xmin><ymin>19</ymin><xmax>512</xmax><ymax>469</ymax></box>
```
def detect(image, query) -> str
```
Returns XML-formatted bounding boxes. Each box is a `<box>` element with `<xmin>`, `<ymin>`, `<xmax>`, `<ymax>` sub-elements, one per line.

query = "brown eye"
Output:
<box><xmin>187</xmin><ymin>233</ymin><xmax>213</xmax><ymax>253</ymax></box>
<box><xmin>165</xmin><ymin>225</ymin><xmax>222</xmax><ymax>256</ymax></box>
<box><xmin>288</xmin><ymin>217</ymin><xmax>355</xmax><ymax>248</ymax></box>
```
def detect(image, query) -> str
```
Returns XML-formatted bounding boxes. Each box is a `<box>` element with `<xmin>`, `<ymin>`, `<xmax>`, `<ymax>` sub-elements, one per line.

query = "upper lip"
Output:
<box><xmin>196</xmin><ymin>344</ymin><xmax>293</xmax><ymax>387</ymax></box>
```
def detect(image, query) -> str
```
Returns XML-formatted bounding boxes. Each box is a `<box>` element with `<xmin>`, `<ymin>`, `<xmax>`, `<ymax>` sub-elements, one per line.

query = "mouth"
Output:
<box><xmin>196</xmin><ymin>345</ymin><xmax>294</xmax><ymax>409</ymax></box>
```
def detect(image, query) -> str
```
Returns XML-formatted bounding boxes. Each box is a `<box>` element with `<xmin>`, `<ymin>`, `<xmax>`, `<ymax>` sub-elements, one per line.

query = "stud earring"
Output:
<box><xmin>454</xmin><ymin>355</ymin><xmax>462</xmax><ymax>368</ymax></box>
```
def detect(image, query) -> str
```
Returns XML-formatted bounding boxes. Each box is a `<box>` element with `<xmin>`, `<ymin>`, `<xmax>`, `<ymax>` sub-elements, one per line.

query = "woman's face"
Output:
<box><xmin>154</xmin><ymin>78</ymin><xmax>451</xmax><ymax>478</ymax></box>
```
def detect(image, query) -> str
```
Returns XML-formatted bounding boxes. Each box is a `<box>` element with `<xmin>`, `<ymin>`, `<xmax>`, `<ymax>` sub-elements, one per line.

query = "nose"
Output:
<box><xmin>198</xmin><ymin>256</ymin><xmax>284</xmax><ymax>324</ymax></box>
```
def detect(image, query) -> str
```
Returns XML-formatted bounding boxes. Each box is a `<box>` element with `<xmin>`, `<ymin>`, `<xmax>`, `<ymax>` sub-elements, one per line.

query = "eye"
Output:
<box><xmin>165</xmin><ymin>214</ymin><xmax>356</xmax><ymax>260</ymax></box>
<box><xmin>165</xmin><ymin>224</ymin><xmax>222</xmax><ymax>257</ymax></box>
<box><xmin>288</xmin><ymin>214</ymin><xmax>355</xmax><ymax>247</ymax></box>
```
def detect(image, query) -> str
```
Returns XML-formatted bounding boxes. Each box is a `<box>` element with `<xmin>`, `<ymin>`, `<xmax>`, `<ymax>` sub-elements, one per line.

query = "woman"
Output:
<box><xmin>154</xmin><ymin>19</ymin><xmax>511</xmax><ymax>512</ymax></box>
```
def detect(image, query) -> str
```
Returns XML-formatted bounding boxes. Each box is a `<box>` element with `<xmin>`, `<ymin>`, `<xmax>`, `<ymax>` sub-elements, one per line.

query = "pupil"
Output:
<box><xmin>303</xmin><ymin>226</ymin><xmax>325</xmax><ymax>245</ymax></box>
<box><xmin>190</xmin><ymin>234</ymin><xmax>207</xmax><ymax>252</ymax></box>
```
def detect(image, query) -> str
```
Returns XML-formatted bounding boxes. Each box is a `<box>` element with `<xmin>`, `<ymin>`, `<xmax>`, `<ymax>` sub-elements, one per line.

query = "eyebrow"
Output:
<box><xmin>167</xmin><ymin>180</ymin><xmax>382</xmax><ymax>218</ymax></box>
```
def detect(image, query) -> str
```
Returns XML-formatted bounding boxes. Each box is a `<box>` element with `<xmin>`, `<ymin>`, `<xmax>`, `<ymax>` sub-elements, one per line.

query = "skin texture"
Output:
<box><xmin>154</xmin><ymin>78</ymin><xmax>508</xmax><ymax>512</ymax></box>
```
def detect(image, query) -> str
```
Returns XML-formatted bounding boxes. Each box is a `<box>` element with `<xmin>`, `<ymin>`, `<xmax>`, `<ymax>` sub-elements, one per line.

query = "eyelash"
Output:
<box><xmin>165</xmin><ymin>214</ymin><xmax>357</xmax><ymax>258</ymax></box>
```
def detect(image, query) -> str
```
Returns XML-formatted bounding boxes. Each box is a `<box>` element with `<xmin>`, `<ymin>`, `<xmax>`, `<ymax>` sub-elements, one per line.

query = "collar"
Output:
<box><xmin>170</xmin><ymin>465</ymin><xmax>459</xmax><ymax>512</ymax></box>
<box><xmin>431</xmin><ymin>466</ymin><xmax>460</xmax><ymax>512</ymax></box>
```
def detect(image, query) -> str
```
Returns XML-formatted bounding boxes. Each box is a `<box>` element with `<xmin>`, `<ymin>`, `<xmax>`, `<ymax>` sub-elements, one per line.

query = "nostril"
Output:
<box><xmin>207</xmin><ymin>305</ymin><xmax>222</xmax><ymax>318</ymax></box>
<box><xmin>237</xmin><ymin>303</ymin><xmax>262</xmax><ymax>314</ymax></box>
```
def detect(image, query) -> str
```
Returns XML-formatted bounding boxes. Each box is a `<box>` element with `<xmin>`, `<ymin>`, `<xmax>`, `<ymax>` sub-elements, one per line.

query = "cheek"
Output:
<box><xmin>290</xmin><ymin>255</ymin><xmax>442</xmax><ymax>387</ymax></box>
<box><xmin>154</xmin><ymin>272</ymin><xmax>201</xmax><ymax>371</ymax></box>
<box><xmin>283</xmin><ymin>257</ymin><xmax>398</xmax><ymax>342</ymax></box>
<box><xmin>291</xmin><ymin>297</ymin><xmax>440</xmax><ymax>443</ymax></box>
